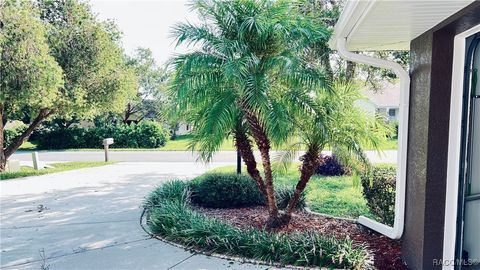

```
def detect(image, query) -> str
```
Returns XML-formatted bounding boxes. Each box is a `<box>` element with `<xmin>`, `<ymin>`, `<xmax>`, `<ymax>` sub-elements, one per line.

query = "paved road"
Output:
<box><xmin>0</xmin><ymin>162</ymin><xmax>274</xmax><ymax>270</ymax></box>
<box><xmin>11</xmin><ymin>150</ymin><xmax>398</xmax><ymax>164</ymax></box>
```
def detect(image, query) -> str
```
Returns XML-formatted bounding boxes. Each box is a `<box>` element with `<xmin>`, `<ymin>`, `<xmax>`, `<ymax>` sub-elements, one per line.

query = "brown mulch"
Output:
<box><xmin>196</xmin><ymin>206</ymin><xmax>407</xmax><ymax>270</ymax></box>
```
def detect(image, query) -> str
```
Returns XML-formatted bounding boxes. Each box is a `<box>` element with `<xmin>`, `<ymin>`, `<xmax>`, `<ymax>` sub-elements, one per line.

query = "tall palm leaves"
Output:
<box><xmin>278</xmin><ymin>82</ymin><xmax>390</xmax><ymax>219</ymax></box>
<box><xmin>171</xmin><ymin>0</ymin><xmax>329</xmax><ymax>227</ymax></box>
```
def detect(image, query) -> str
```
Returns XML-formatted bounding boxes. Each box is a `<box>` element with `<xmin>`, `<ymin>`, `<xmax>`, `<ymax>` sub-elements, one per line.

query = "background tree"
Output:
<box><xmin>171</xmin><ymin>0</ymin><xmax>329</xmax><ymax>227</ymax></box>
<box><xmin>300</xmin><ymin>0</ymin><xmax>409</xmax><ymax>88</ymax></box>
<box><xmin>124</xmin><ymin>48</ymin><xmax>168</xmax><ymax>124</ymax></box>
<box><xmin>0</xmin><ymin>0</ymin><xmax>137</xmax><ymax>171</ymax></box>
<box><xmin>0</xmin><ymin>0</ymin><xmax>64</xmax><ymax>171</ymax></box>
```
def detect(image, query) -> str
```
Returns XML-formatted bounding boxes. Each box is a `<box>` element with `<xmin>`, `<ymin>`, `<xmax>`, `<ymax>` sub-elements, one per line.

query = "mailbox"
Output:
<box><xmin>103</xmin><ymin>138</ymin><xmax>114</xmax><ymax>162</ymax></box>
<box><xmin>103</xmin><ymin>138</ymin><xmax>114</xmax><ymax>146</ymax></box>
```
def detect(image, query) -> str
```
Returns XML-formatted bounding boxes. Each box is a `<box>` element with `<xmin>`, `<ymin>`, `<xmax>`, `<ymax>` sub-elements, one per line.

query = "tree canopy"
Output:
<box><xmin>123</xmin><ymin>48</ymin><xmax>168</xmax><ymax>124</ymax></box>
<box><xmin>37</xmin><ymin>0</ymin><xmax>137</xmax><ymax>118</ymax></box>
<box><xmin>0</xmin><ymin>0</ymin><xmax>137</xmax><ymax>171</ymax></box>
<box><xmin>0</xmin><ymin>0</ymin><xmax>63</xmax><ymax>121</ymax></box>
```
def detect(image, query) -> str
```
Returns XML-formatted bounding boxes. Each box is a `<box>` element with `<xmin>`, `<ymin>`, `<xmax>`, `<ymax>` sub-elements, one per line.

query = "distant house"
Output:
<box><xmin>175</xmin><ymin>123</ymin><xmax>191</xmax><ymax>136</ymax></box>
<box><xmin>355</xmin><ymin>83</ymin><xmax>400</xmax><ymax>123</ymax></box>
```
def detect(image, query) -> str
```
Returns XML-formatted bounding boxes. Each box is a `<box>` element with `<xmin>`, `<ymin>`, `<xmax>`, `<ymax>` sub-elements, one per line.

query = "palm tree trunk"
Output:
<box><xmin>234</xmin><ymin>130</ymin><xmax>267</xmax><ymax>198</ymax></box>
<box><xmin>240</xmin><ymin>105</ymin><xmax>280</xmax><ymax>227</ymax></box>
<box><xmin>283</xmin><ymin>148</ymin><xmax>319</xmax><ymax>221</ymax></box>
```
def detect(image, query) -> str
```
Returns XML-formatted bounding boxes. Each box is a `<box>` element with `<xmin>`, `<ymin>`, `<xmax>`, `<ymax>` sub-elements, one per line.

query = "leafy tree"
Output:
<box><xmin>300</xmin><ymin>0</ymin><xmax>409</xmax><ymax>88</ymax></box>
<box><xmin>0</xmin><ymin>0</ymin><xmax>63</xmax><ymax>171</ymax></box>
<box><xmin>124</xmin><ymin>48</ymin><xmax>168</xmax><ymax>124</ymax></box>
<box><xmin>171</xmin><ymin>0</ymin><xmax>329</xmax><ymax>227</ymax></box>
<box><xmin>0</xmin><ymin>0</ymin><xmax>137</xmax><ymax>171</ymax></box>
<box><xmin>38</xmin><ymin>0</ymin><xmax>136</xmax><ymax>118</ymax></box>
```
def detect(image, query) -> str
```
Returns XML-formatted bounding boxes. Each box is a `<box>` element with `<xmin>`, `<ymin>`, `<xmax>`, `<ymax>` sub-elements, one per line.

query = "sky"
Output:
<box><xmin>90</xmin><ymin>0</ymin><xmax>199</xmax><ymax>66</ymax></box>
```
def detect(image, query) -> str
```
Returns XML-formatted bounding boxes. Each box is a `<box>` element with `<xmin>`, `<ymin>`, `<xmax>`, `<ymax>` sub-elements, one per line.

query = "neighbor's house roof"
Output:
<box><xmin>329</xmin><ymin>0</ymin><xmax>475</xmax><ymax>51</ymax></box>
<box><xmin>362</xmin><ymin>83</ymin><xmax>400</xmax><ymax>108</ymax></box>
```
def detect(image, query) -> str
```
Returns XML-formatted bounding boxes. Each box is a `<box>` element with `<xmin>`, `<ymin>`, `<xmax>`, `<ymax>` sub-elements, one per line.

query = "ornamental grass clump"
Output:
<box><xmin>144</xmin><ymin>180</ymin><xmax>373</xmax><ymax>269</ymax></box>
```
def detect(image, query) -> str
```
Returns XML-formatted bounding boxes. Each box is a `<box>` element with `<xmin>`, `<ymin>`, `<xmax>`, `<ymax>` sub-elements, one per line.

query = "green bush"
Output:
<box><xmin>387</xmin><ymin>121</ymin><xmax>399</xmax><ymax>139</ymax></box>
<box><xmin>36</xmin><ymin>121</ymin><xmax>169</xmax><ymax>149</ymax></box>
<box><xmin>315</xmin><ymin>154</ymin><xmax>351</xmax><ymax>176</ymax></box>
<box><xmin>190</xmin><ymin>173</ymin><xmax>264</xmax><ymax>208</ymax></box>
<box><xmin>275</xmin><ymin>186</ymin><xmax>306</xmax><ymax>210</ymax></box>
<box><xmin>190</xmin><ymin>173</ymin><xmax>307</xmax><ymax>210</ymax></box>
<box><xmin>360</xmin><ymin>166</ymin><xmax>396</xmax><ymax>226</ymax></box>
<box><xmin>3</xmin><ymin>123</ymin><xmax>28</xmax><ymax>146</ymax></box>
<box><xmin>145</xmin><ymin>181</ymin><xmax>373</xmax><ymax>269</ymax></box>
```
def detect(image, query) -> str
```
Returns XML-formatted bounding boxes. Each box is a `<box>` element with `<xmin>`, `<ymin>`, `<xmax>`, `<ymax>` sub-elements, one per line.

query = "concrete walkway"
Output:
<box><xmin>0</xmin><ymin>162</ymin><xmax>274</xmax><ymax>270</ymax></box>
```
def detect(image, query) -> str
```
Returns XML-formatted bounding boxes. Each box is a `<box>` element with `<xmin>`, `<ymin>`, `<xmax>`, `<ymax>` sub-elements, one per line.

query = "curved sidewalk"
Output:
<box><xmin>0</xmin><ymin>162</ymin><xmax>276</xmax><ymax>270</ymax></box>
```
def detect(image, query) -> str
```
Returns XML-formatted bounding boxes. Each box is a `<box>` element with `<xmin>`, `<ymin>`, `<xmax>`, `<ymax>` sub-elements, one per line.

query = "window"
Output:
<box><xmin>388</xmin><ymin>108</ymin><xmax>396</xmax><ymax>117</ymax></box>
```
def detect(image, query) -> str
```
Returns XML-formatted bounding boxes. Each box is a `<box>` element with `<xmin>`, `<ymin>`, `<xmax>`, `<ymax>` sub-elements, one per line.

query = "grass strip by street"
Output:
<box><xmin>0</xmin><ymin>161</ymin><xmax>116</xmax><ymax>180</ymax></box>
<box><xmin>144</xmin><ymin>181</ymin><xmax>373</xmax><ymax>269</ymax></box>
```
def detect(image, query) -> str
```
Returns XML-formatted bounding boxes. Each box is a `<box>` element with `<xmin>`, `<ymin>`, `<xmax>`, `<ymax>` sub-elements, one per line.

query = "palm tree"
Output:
<box><xmin>170</xmin><ymin>0</ymin><xmax>329</xmax><ymax>227</ymax></box>
<box><xmin>276</xmin><ymin>82</ymin><xmax>390</xmax><ymax>222</ymax></box>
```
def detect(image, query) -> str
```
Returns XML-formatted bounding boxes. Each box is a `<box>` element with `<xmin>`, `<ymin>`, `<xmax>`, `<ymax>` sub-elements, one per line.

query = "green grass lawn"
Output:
<box><xmin>0</xmin><ymin>161</ymin><xmax>116</xmax><ymax>180</ymax></box>
<box><xmin>18</xmin><ymin>141</ymin><xmax>37</xmax><ymax>150</ymax></box>
<box><xmin>19</xmin><ymin>135</ymin><xmax>397</xmax><ymax>152</ymax></box>
<box><xmin>161</xmin><ymin>135</ymin><xmax>238</xmax><ymax>151</ymax></box>
<box><xmin>210</xmin><ymin>164</ymin><xmax>372</xmax><ymax>219</ymax></box>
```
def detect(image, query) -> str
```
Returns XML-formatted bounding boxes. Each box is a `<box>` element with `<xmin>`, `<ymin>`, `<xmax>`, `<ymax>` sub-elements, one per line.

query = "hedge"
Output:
<box><xmin>36</xmin><ymin>121</ymin><xmax>169</xmax><ymax>149</ymax></box>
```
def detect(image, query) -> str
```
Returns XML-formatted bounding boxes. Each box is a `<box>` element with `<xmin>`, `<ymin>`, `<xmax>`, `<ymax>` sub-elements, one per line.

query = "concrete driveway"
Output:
<box><xmin>0</xmin><ymin>162</ymin><xmax>272</xmax><ymax>270</ymax></box>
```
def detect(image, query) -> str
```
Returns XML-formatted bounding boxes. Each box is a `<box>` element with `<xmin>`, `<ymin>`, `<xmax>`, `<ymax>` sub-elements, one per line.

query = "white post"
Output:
<box><xmin>102</xmin><ymin>138</ymin><xmax>114</xmax><ymax>162</ymax></box>
<box><xmin>104</xmin><ymin>144</ymin><xmax>109</xmax><ymax>162</ymax></box>
<box><xmin>32</xmin><ymin>152</ymin><xmax>41</xmax><ymax>170</ymax></box>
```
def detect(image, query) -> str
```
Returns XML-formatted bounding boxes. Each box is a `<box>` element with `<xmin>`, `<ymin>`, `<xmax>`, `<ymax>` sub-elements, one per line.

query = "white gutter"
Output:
<box><xmin>337</xmin><ymin>38</ymin><xmax>410</xmax><ymax>239</ymax></box>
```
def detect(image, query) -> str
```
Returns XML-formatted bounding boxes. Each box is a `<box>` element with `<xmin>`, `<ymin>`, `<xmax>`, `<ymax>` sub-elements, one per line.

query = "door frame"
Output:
<box><xmin>443</xmin><ymin>23</ymin><xmax>480</xmax><ymax>270</ymax></box>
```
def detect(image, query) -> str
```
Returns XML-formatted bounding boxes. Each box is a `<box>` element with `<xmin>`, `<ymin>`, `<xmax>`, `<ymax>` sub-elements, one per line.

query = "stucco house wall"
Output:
<box><xmin>404</xmin><ymin>2</ymin><xmax>480</xmax><ymax>269</ymax></box>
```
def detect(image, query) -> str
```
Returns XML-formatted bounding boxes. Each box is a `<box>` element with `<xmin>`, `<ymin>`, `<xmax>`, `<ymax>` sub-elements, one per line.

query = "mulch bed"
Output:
<box><xmin>196</xmin><ymin>206</ymin><xmax>407</xmax><ymax>270</ymax></box>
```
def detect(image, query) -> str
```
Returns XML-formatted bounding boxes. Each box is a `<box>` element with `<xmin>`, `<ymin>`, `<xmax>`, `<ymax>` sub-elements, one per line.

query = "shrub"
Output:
<box><xmin>144</xmin><ymin>181</ymin><xmax>373</xmax><ymax>269</ymax></box>
<box><xmin>360</xmin><ymin>166</ymin><xmax>396</xmax><ymax>226</ymax></box>
<box><xmin>190</xmin><ymin>173</ymin><xmax>264</xmax><ymax>208</ymax></box>
<box><xmin>315</xmin><ymin>154</ymin><xmax>350</xmax><ymax>176</ymax></box>
<box><xmin>190</xmin><ymin>173</ymin><xmax>307</xmax><ymax>210</ymax></box>
<box><xmin>36</xmin><ymin>121</ymin><xmax>169</xmax><ymax>149</ymax></box>
<box><xmin>388</xmin><ymin>121</ymin><xmax>399</xmax><ymax>139</ymax></box>
<box><xmin>144</xmin><ymin>180</ymin><xmax>190</xmax><ymax>208</ymax></box>
<box><xmin>3</xmin><ymin>123</ymin><xmax>27</xmax><ymax>146</ymax></box>
<box><xmin>275</xmin><ymin>186</ymin><xmax>306</xmax><ymax>210</ymax></box>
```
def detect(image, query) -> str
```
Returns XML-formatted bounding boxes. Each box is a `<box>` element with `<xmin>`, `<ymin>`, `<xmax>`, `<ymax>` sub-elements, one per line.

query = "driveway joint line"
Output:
<box><xmin>1</xmin><ymin>237</ymin><xmax>151</xmax><ymax>269</ymax></box>
<box><xmin>1</xmin><ymin>219</ymin><xmax>138</xmax><ymax>230</ymax></box>
<box><xmin>167</xmin><ymin>253</ymin><xmax>197</xmax><ymax>269</ymax></box>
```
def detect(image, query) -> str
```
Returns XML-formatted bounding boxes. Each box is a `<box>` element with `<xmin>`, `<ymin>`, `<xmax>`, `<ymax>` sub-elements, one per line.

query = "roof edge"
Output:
<box><xmin>328</xmin><ymin>0</ymin><xmax>376</xmax><ymax>50</ymax></box>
